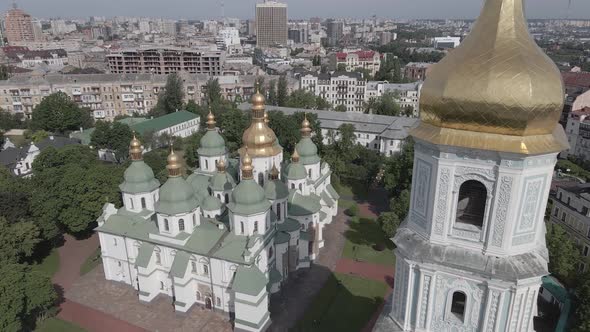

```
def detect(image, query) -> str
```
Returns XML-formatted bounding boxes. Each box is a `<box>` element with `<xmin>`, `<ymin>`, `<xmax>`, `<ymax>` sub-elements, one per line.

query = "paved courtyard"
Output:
<box><xmin>66</xmin><ymin>267</ymin><xmax>232</xmax><ymax>332</ymax></box>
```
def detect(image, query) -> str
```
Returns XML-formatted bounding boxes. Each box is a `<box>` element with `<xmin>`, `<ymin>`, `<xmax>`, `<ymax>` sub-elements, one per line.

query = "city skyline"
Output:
<box><xmin>4</xmin><ymin>0</ymin><xmax>590</xmax><ymax>20</ymax></box>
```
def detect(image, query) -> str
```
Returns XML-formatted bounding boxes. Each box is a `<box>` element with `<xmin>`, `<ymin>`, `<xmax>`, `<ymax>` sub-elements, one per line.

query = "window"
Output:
<box><xmin>240</xmin><ymin>222</ymin><xmax>245</xmax><ymax>234</ymax></box>
<box><xmin>450</xmin><ymin>291</ymin><xmax>466</xmax><ymax>321</ymax></box>
<box><xmin>583</xmin><ymin>207</ymin><xmax>589</xmax><ymax>216</ymax></box>
<box><xmin>268</xmin><ymin>246</ymin><xmax>274</xmax><ymax>259</ymax></box>
<box><xmin>225</xmin><ymin>193</ymin><xmax>229</xmax><ymax>204</ymax></box>
<box><xmin>196</xmin><ymin>291</ymin><xmax>201</xmax><ymax>301</ymax></box>
<box><xmin>277</xmin><ymin>203</ymin><xmax>282</xmax><ymax>221</ymax></box>
<box><xmin>455</xmin><ymin>180</ymin><xmax>487</xmax><ymax>229</ymax></box>
<box><xmin>562</xmin><ymin>213</ymin><xmax>566</xmax><ymax>222</ymax></box>
<box><xmin>205</xmin><ymin>159</ymin><xmax>209</xmax><ymax>169</ymax></box>
<box><xmin>155</xmin><ymin>252</ymin><xmax>161</xmax><ymax>265</ymax></box>
<box><xmin>568</xmin><ymin>197</ymin><xmax>571</xmax><ymax>205</ymax></box>
<box><xmin>554</xmin><ymin>207</ymin><xmax>559</xmax><ymax>217</ymax></box>
<box><xmin>179</xmin><ymin>219</ymin><xmax>185</xmax><ymax>231</ymax></box>
<box><xmin>160</xmin><ymin>281</ymin><xmax>165</xmax><ymax>290</ymax></box>
<box><xmin>559</xmin><ymin>192</ymin><xmax>563</xmax><ymax>201</ymax></box>
<box><xmin>141</xmin><ymin>197</ymin><xmax>146</xmax><ymax>209</ymax></box>
<box><xmin>164</xmin><ymin>219</ymin><xmax>170</xmax><ymax>231</ymax></box>
<box><xmin>308</xmin><ymin>169</ymin><xmax>312</xmax><ymax>178</ymax></box>
<box><xmin>203</xmin><ymin>264</ymin><xmax>209</xmax><ymax>275</ymax></box>
<box><xmin>584</xmin><ymin>246</ymin><xmax>589</xmax><ymax>257</ymax></box>
<box><xmin>117</xmin><ymin>261</ymin><xmax>122</xmax><ymax>267</ymax></box>
<box><xmin>191</xmin><ymin>260</ymin><xmax>197</xmax><ymax>272</ymax></box>
<box><xmin>291</xmin><ymin>183</ymin><xmax>295</xmax><ymax>189</ymax></box>
<box><xmin>254</xmin><ymin>221</ymin><xmax>259</xmax><ymax>234</ymax></box>
<box><xmin>216</xmin><ymin>297</ymin><xmax>221</xmax><ymax>307</ymax></box>
<box><xmin>258</xmin><ymin>172</ymin><xmax>265</xmax><ymax>186</ymax></box>
<box><xmin>299</xmin><ymin>183</ymin><xmax>303</xmax><ymax>191</ymax></box>
<box><xmin>193</xmin><ymin>214</ymin><xmax>197</xmax><ymax>227</ymax></box>
<box><xmin>129</xmin><ymin>198</ymin><xmax>134</xmax><ymax>209</ymax></box>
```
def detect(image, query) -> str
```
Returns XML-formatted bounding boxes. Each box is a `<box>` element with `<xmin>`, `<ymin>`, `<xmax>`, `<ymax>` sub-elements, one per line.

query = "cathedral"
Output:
<box><xmin>95</xmin><ymin>90</ymin><xmax>339</xmax><ymax>332</ymax></box>
<box><xmin>375</xmin><ymin>0</ymin><xmax>569</xmax><ymax>331</ymax></box>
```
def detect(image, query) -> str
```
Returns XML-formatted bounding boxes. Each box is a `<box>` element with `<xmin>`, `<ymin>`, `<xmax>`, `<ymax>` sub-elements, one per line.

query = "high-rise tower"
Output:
<box><xmin>376</xmin><ymin>0</ymin><xmax>568</xmax><ymax>331</ymax></box>
<box><xmin>255</xmin><ymin>1</ymin><xmax>287</xmax><ymax>48</ymax></box>
<box><xmin>4</xmin><ymin>3</ymin><xmax>36</xmax><ymax>43</ymax></box>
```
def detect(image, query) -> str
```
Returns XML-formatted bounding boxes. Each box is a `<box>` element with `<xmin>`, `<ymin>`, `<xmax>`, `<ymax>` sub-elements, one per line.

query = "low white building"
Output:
<box><xmin>96</xmin><ymin>92</ymin><xmax>339</xmax><ymax>332</ymax></box>
<box><xmin>433</xmin><ymin>36</ymin><xmax>461</xmax><ymax>49</ymax></box>
<box><xmin>334</xmin><ymin>50</ymin><xmax>381</xmax><ymax>76</ymax></box>
<box><xmin>365</xmin><ymin>81</ymin><xmax>423</xmax><ymax>116</ymax></box>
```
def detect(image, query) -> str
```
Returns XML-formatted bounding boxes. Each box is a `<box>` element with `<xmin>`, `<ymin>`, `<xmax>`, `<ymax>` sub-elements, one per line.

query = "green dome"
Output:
<box><xmin>210</xmin><ymin>172</ymin><xmax>236</xmax><ymax>192</ymax></box>
<box><xmin>156</xmin><ymin>177</ymin><xmax>199</xmax><ymax>215</ymax></box>
<box><xmin>286</xmin><ymin>162</ymin><xmax>307</xmax><ymax>180</ymax></box>
<box><xmin>296</xmin><ymin>138</ymin><xmax>321</xmax><ymax>165</ymax></box>
<box><xmin>198</xmin><ymin>130</ymin><xmax>227</xmax><ymax>157</ymax></box>
<box><xmin>202</xmin><ymin>195</ymin><xmax>223</xmax><ymax>211</ymax></box>
<box><xmin>228</xmin><ymin>179</ymin><xmax>271</xmax><ymax>215</ymax></box>
<box><xmin>264</xmin><ymin>179</ymin><xmax>289</xmax><ymax>200</ymax></box>
<box><xmin>288</xmin><ymin>191</ymin><xmax>321</xmax><ymax>216</ymax></box>
<box><xmin>187</xmin><ymin>174</ymin><xmax>210</xmax><ymax>193</ymax></box>
<box><xmin>119</xmin><ymin>161</ymin><xmax>160</xmax><ymax>194</ymax></box>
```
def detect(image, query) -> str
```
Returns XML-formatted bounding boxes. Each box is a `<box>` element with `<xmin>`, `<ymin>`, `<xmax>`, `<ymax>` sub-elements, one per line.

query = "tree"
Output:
<box><xmin>336</xmin><ymin>123</ymin><xmax>356</xmax><ymax>154</ymax></box>
<box><xmin>546</xmin><ymin>223</ymin><xmax>581</xmax><ymax>285</ymax></box>
<box><xmin>277</xmin><ymin>76</ymin><xmax>289</xmax><ymax>107</ymax></box>
<box><xmin>335</xmin><ymin>105</ymin><xmax>347</xmax><ymax>112</ymax></box>
<box><xmin>205</xmin><ymin>78</ymin><xmax>222</xmax><ymax>107</ymax></box>
<box><xmin>378</xmin><ymin>212</ymin><xmax>401</xmax><ymax>238</ymax></box>
<box><xmin>217</xmin><ymin>106</ymin><xmax>248</xmax><ymax>152</ymax></box>
<box><xmin>0</xmin><ymin>264</ymin><xmax>57</xmax><ymax>331</ymax></box>
<box><xmin>286</xmin><ymin>90</ymin><xmax>317</xmax><ymax>109</ymax></box>
<box><xmin>403</xmin><ymin>105</ymin><xmax>414</xmax><ymax>117</ymax></box>
<box><xmin>267</xmin><ymin>80</ymin><xmax>277</xmax><ymax>106</ymax></box>
<box><xmin>337</xmin><ymin>63</ymin><xmax>347</xmax><ymax>71</ymax></box>
<box><xmin>185</xmin><ymin>99</ymin><xmax>201</xmax><ymax>115</ymax></box>
<box><xmin>0</xmin><ymin>109</ymin><xmax>26</xmax><ymax>130</ymax></box>
<box><xmin>312</xmin><ymin>55</ymin><xmax>321</xmax><ymax>66</ymax></box>
<box><xmin>0</xmin><ymin>65</ymin><xmax>10</xmax><ymax>80</ymax></box>
<box><xmin>354</xmin><ymin>67</ymin><xmax>373</xmax><ymax>80</ymax></box>
<box><xmin>374</xmin><ymin>92</ymin><xmax>401</xmax><ymax>116</ymax></box>
<box><xmin>574</xmin><ymin>273</ymin><xmax>590</xmax><ymax>332</ymax></box>
<box><xmin>0</xmin><ymin>168</ymin><xmax>31</xmax><ymax>223</ymax></box>
<box><xmin>31</xmin><ymin>92</ymin><xmax>93</xmax><ymax>134</ymax></box>
<box><xmin>315</xmin><ymin>96</ymin><xmax>331</xmax><ymax>110</ymax></box>
<box><xmin>151</xmin><ymin>73</ymin><xmax>185</xmax><ymax>116</ymax></box>
<box><xmin>90</xmin><ymin>122</ymin><xmax>133</xmax><ymax>163</ymax></box>
<box><xmin>184</xmin><ymin>131</ymin><xmax>204</xmax><ymax>168</ymax></box>
<box><xmin>0</xmin><ymin>218</ymin><xmax>41</xmax><ymax>264</ymax></box>
<box><xmin>390</xmin><ymin>189</ymin><xmax>410</xmax><ymax>220</ymax></box>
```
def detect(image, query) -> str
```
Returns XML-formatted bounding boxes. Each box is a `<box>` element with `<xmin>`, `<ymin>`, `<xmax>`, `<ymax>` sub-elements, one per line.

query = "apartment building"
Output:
<box><xmin>256</xmin><ymin>1</ymin><xmax>288</xmax><ymax>47</ymax></box>
<box><xmin>549</xmin><ymin>182</ymin><xmax>590</xmax><ymax>272</ymax></box>
<box><xmin>365</xmin><ymin>81</ymin><xmax>422</xmax><ymax>116</ymax></box>
<box><xmin>334</xmin><ymin>50</ymin><xmax>381</xmax><ymax>76</ymax></box>
<box><xmin>4</xmin><ymin>5</ymin><xmax>36</xmax><ymax>43</ymax></box>
<box><xmin>4</xmin><ymin>48</ymin><xmax>68</xmax><ymax>70</ymax></box>
<box><xmin>299</xmin><ymin>71</ymin><xmax>366</xmax><ymax>113</ymax></box>
<box><xmin>403</xmin><ymin>62</ymin><xmax>433</xmax><ymax>81</ymax></box>
<box><xmin>238</xmin><ymin>103</ymin><xmax>418</xmax><ymax>156</ymax></box>
<box><xmin>106</xmin><ymin>47</ymin><xmax>225</xmax><ymax>75</ymax></box>
<box><xmin>0</xmin><ymin>73</ymin><xmax>270</xmax><ymax>121</ymax></box>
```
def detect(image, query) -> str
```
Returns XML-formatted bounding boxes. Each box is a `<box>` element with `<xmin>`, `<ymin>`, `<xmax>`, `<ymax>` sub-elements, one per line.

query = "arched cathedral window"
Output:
<box><xmin>141</xmin><ymin>197</ymin><xmax>146</xmax><ymax>209</ymax></box>
<box><xmin>179</xmin><ymin>219</ymin><xmax>185</xmax><ymax>231</ymax></box>
<box><xmin>456</xmin><ymin>180</ymin><xmax>487</xmax><ymax>229</ymax></box>
<box><xmin>258</xmin><ymin>172</ymin><xmax>264</xmax><ymax>186</ymax></box>
<box><xmin>451</xmin><ymin>291</ymin><xmax>466</xmax><ymax>322</ymax></box>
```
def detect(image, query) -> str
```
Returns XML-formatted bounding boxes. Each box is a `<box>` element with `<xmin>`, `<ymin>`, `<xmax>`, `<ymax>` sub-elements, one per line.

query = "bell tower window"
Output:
<box><xmin>450</xmin><ymin>291</ymin><xmax>466</xmax><ymax>321</ymax></box>
<box><xmin>141</xmin><ymin>197</ymin><xmax>146</xmax><ymax>209</ymax></box>
<box><xmin>258</xmin><ymin>172</ymin><xmax>264</xmax><ymax>186</ymax></box>
<box><xmin>456</xmin><ymin>180</ymin><xmax>487</xmax><ymax>229</ymax></box>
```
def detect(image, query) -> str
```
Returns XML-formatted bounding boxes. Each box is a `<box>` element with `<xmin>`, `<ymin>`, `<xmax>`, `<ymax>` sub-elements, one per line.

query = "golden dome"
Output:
<box><xmin>270</xmin><ymin>163</ymin><xmax>280</xmax><ymax>180</ymax></box>
<box><xmin>264</xmin><ymin>111</ymin><xmax>269</xmax><ymax>125</ymax></box>
<box><xmin>206</xmin><ymin>109</ymin><xmax>216</xmax><ymax>130</ymax></box>
<box><xmin>129</xmin><ymin>133</ymin><xmax>143</xmax><ymax>161</ymax></box>
<box><xmin>240</xmin><ymin>85</ymin><xmax>282</xmax><ymax>158</ymax></box>
<box><xmin>301</xmin><ymin>114</ymin><xmax>312</xmax><ymax>137</ymax></box>
<box><xmin>292</xmin><ymin>148</ymin><xmax>300</xmax><ymax>163</ymax></box>
<box><xmin>166</xmin><ymin>146</ymin><xmax>182</xmax><ymax>177</ymax></box>
<box><xmin>414</xmin><ymin>0</ymin><xmax>568</xmax><ymax>155</ymax></box>
<box><xmin>217</xmin><ymin>158</ymin><xmax>226</xmax><ymax>173</ymax></box>
<box><xmin>241</xmin><ymin>150</ymin><xmax>254</xmax><ymax>180</ymax></box>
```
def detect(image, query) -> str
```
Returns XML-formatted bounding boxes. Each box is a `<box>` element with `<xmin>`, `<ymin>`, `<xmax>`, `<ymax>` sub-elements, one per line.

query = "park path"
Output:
<box><xmin>52</xmin><ymin>234</ymin><xmax>147</xmax><ymax>332</ymax></box>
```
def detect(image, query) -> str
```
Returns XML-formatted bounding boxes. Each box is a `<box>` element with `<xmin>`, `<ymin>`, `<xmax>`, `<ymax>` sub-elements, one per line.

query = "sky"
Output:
<box><xmin>6</xmin><ymin>0</ymin><xmax>590</xmax><ymax>20</ymax></box>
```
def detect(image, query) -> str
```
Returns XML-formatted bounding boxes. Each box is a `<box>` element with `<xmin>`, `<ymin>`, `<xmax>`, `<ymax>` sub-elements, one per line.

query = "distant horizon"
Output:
<box><xmin>3</xmin><ymin>0</ymin><xmax>590</xmax><ymax>21</ymax></box>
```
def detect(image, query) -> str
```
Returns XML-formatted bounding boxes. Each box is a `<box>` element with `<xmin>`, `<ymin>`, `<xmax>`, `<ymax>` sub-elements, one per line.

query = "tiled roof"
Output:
<box><xmin>131</xmin><ymin>111</ymin><xmax>198</xmax><ymax>135</ymax></box>
<box><xmin>562</xmin><ymin>71</ymin><xmax>590</xmax><ymax>89</ymax></box>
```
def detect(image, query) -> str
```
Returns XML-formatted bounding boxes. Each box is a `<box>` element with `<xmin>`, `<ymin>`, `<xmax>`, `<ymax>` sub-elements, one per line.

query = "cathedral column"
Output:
<box><xmin>481</xmin><ymin>283</ymin><xmax>503</xmax><ymax>332</ymax></box>
<box><xmin>402</xmin><ymin>262</ymin><xmax>416</xmax><ymax>330</ymax></box>
<box><xmin>413</xmin><ymin>267</ymin><xmax>435</xmax><ymax>330</ymax></box>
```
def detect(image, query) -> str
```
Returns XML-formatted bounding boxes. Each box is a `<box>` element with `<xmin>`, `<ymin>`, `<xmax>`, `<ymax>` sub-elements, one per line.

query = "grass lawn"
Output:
<box><xmin>35</xmin><ymin>317</ymin><xmax>86</xmax><ymax>332</ymax></box>
<box><xmin>32</xmin><ymin>248</ymin><xmax>60</xmax><ymax>278</ymax></box>
<box><xmin>338</xmin><ymin>199</ymin><xmax>355</xmax><ymax>210</ymax></box>
<box><xmin>342</xmin><ymin>217</ymin><xmax>396</xmax><ymax>266</ymax></box>
<box><xmin>294</xmin><ymin>273</ymin><xmax>388</xmax><ymax>332</ymax></box>
<box><xmin>79</xmin><ymin>247</ymin><xmax>101</xmax><ymax>276</ymax></box>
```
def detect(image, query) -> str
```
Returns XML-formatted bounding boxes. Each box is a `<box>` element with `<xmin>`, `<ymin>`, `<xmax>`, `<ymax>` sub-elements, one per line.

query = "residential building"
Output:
<box><xmin>238</xmin><ymin>103</ymin><xmax>418</xmax><ymax>156</ymax></box>
<box><xmin>550</xmin><ymin>183</ymin><xmax>590</xmax><ymax>272</ymax></box>
<box><xmin>216</xmin><ymin>27</ymin><xmax>241</xmax><ymax>55</ymax></box>
<box><xmin>562</xmin><ymin>71</ymin><xmax>590</xmax><ymax>123</ymax></box>
<box><xmin>287</xmin><ymin>22</ymin><xmax>309</xmax><ymax>44</ymax></box>
<box><xmin>107</xmin><ymin>47</ymin><xmax>225</xmax><ymax>76</ymax></box>
<box><xmin>433</xmin><ymin>36</ymin><xmax>461</xmax><ymax>49</ymax></box>
<box><xmin>403</xmin><ymin>62</ymin><xmax>433</xmax><ymax>81</ymax></box>
<box><xmin>564</xmin><ymin>107</ymin><xmax>590</xmax><ymax>159</ymax></box>
<box><xmin>4</xmin><ymin>48</ymin><xmax>68</xmax><ymax>70</ymax></box>
<box><xmin>255</xmin><ymin>1</ymin><xmax>288</xmax><ymax>48</ymax></box>
<box><xmin>0</xmin><ymin>136</ymin><xmax>80</xmax><ymax>177</ymax></box>
<box><xmin>375</xmin><ymin>0</ymin><xmax>567</xmax><ymax>330</ymax></box>
<box><xmin>365</xmin><ymin>81</ymin><xmax>422</xmax><ymax>116</ymax></box>
<box><xmin>379</xmin><ymin>31</ymin><xmax>396</xmax><ymax>46</ymax></box>
<box><xmin>0</xmin><ymin>73</ymin><xmax>268</xmax><ymax>121</ymax></box>
<box><xmin>96</xmin><ymin>92</ymin><xmax>339</xmax><ymax>332</ymax></box>
<box><xmin>4</xmin><ymin>4</ymin><xmax>36</xmax><ymax>43</ymax></box>
<box><xmin>334</xmin><ymin>50</ymin><xmax>381</xmax><ymax>77</ymax></box>
<box><xmin>326</xmin><ymin>19</ymin><xmax>343</xmax><ymax>47</ymax></box>
<box><xmin>299</xmin><ymin>71</ymin><xmax>366</xmax><ymax>112</ymax></box>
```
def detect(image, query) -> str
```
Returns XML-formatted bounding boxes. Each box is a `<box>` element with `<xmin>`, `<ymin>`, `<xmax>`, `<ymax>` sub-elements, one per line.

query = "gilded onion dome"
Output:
<box><xmin>413</xmin><ymin>0</ymin><xmax>568</xmax><ymax>155</ymax></box>
<box><xmin>120</xmin><ymin>135</ymin><xmax>160</xmax><ymax>194</ymax></box>
<box><xmin>166</xmin><ymin>146</ymin><xmax>182</xmax><ymax>177</ymax></box>
<box><xmin>239</xmin><ymin>86</ymin><xmax>282</xmax><ymax>157</ymax></box>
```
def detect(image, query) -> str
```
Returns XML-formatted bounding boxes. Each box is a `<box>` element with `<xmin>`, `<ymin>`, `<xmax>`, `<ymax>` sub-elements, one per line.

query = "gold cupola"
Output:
<box><xmin>206</xmin><ymin>108</ymin><xmax>216</xmax><ymax>130</ymax></box>
<box><xmin>413</xmin><ymin>0</ymin><xmax>568</xmax><ymax>155</ymax></box>
<box><xmin>217</xmin><ymin>158</ymin><xmax>226</xmax><ymax>173</ymax></box>
<box><xmin>129</xmin><ymin>132</ymin><xmax>143</xmax><ymax>161</ymax></box>
<box><xmin>166</xmin><ymin>145</ymin><xmax>182</xmax><ymax>177</ymax></box>
<box><xmin>241</xmin><ymin>150</ymin><xmax>254</xmax><ymax>180</ymax></box>
<box><xmin>239</xmin><ymin>85</ymin><xmax>282</xmax><ymax>158</ymax></box>
<box><xmin>301</xmin><ymin>114</ymin><xmax>312</xmax><ymax>137</ymax></box>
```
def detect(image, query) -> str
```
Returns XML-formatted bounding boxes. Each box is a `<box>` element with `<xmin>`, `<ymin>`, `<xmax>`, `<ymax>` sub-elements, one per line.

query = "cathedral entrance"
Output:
<box><xmin>205</xmin><ymin>297</ymin><xmax>212</xmax><ymax>309</ymax></box>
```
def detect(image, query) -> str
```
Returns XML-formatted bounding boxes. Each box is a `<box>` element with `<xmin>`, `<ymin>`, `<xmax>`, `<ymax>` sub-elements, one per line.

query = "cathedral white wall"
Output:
<box><xmin>242</xmin><ymin>154</ymin><xmax>283</xmax><ymax>184</ymax></box>
<box><xmin>231</xmin><ymin>211</ymin><xmax>270</xmax><ymax>236</ymax></box>
<box><xmin>303</xmin><ymin>162</ymin><xmax>321</xmax><ymax>182</ymax></box>
<box><xmin>123</xmin><ymin>189</ymin><xmax>158</xmax><ymax>213</ymax></box>
<box><xmin>234</xmin><ymin>289</ymin><xmax>271</xmax><ymax>332</ymax></box>
<box><xmin>156</xmin><ymin>209</ymin><xmax>200</xmax><ymax>236</ymax></box>
<box><xmin>200</xmin><ymin>155</ymin><xmax>226</xmax><ymax>173</ymax></box>
<box><xmin>270</xmin><ymin>199</ymin><xmax>287</xmax><ymax>223</ymax></box>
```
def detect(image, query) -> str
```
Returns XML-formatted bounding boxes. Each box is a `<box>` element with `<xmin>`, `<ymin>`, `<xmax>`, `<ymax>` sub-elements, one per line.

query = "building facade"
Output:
<box><xmin>433</xmin><ymin>36</ymin><xmax>461</xmax><ymax>49</ymax></box>
<box><xmin>375</xmin><ymin>0</ymin><xmax>568</xmax><ymax>331</ymax></box>
<box><xmin>334</xmin><ymin>50</ymin><xmax>381</xmax><ymax>77</ymax></box>
<box><xmin>299</xmin><ymin>71</ymin><xmax>366</xmax><ymax>113</ymax></box>
<box><xmin>107</xmin><ymin>47</ymin><xmax>225</xmax><ymax>75</ymax></box>
<box><xmin>403</xmin><ymin>62</ymin><xmax>433</xmax><ymax>81</ymax></box>
<box><xmin>563</xmin><ymin>107</ymin><xmax>590</xmax><ymax>159</ymax></box>
<box><xmin>365</xmin><ymin>81</ymin><xmax>422</xmax><ymax>116</ymax></box>
<box><xmin>4</xmin><ymin>5</ymin><xmax>36</xmax><ymax>44</ymax></box>
<box><xmin>255</xmin><ymin>1</ymin><xmax>288</xmax><ymax>48</ymax></box>
<box><xmin>326</xmin><ymin>19</ymin><xmax>344</xmax><ymax>47</ymax></box>
<box><xmin>96</xmin><ymin>92</ymin><xmax>339</xmax><ymax>332</ymax></box>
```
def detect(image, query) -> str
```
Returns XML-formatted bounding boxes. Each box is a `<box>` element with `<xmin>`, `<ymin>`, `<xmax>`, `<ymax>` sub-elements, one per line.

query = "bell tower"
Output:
<box><xmin>380</xmin><ymin>0</ymin><xmax>569</xmax><ymax>331</ymax></box>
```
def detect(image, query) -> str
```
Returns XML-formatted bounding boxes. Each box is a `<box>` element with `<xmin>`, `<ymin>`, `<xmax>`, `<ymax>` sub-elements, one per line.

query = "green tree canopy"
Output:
<box><xmin>31</xmin><ymin>92</ymin><xmax>93</xmax><ymax>134</ymax></box>
<box><xmin>151</xmin><ymin>73</ymin><xmax>185</xmax><ymax>116</ymax></box>
<box><xmin>546</xmin><ymin>223</ymin><xmax>581</xmax><ymax>286</ymax></box>
<box><xmin>267</xmin><ymin>80</ymin><xmax>277</xmax><ymax>106</ymax></box>
<box><xmin>335</xmin><ymin>105</ymin><xmax>347</xmax><ymax>112</ymax></box>
<box><xmin>277</xmin><ymin>76</ymin><xmax>289</xmax><ymax>107</ymax></box>
<box><xmin>217</xmin><ymin>106</ymin><xmax>249</xmax><ymax>153</ymax></box>
<box><xmin>90</xmin><ymin>121</ymin><xmax>133</xmax><ymax>162</ymax></box>
<box><xmin>378</xmin><ymin>212</ymin><xmax>401</xmax><ymax>238</ymax></box>
<box><xmin>286</xmin><ymin>89</ymin><xmax>318</xmax><ymax>109</ymax></box>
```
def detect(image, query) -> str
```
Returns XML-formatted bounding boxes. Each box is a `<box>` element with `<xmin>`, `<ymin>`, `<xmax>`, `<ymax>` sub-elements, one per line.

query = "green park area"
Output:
<box><xmin>35</xmin><ymin>317</ymin><xmax>85</xmax><ymax>332</ymax></box>
<box><xmin>342</xmin><ymin>216</ymin><xmax>396</xmax><ymax>266</ymax></box>
<box><xmin>294</xmin><ymin>273</ymin><xmax>388</xmax><ymax>332</ymax></box>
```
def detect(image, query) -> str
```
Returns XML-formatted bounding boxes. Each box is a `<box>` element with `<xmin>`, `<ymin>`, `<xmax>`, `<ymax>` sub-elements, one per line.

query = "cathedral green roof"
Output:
<box><xmin>210</xmin><ymin>172</ymin><xmax>236</xmax><ymax>192</ymax></box>
<box><xmin>213</xmin><ymin>233</ymin><xmax>249</xmax><ymax>263</ymax></box>
<box><xmin>320</xmin><ymin>191</ymin><xmax>335</xmax><ymax>207</ymax></box>
<box><xmin>277</xmin><ymin>218</ymin><xmax>300</xmax><ymax>233</ymax></box>
<box><xmin>264</xmin><ymin>179</ymin><xmax>289</xmax><ymax>200</ymax></box>
<box><xmin>135</xmin><ymin>242</ymin><xmax>155</xmax><ymax>268</ymax></box>
<box><xmin>198</xmin><ymin>130</ymin><xmax>227</xmax><ymax>156</ymax></box>
<box><xmin>286</xmin><ymin>161</ymin><xmax>307</xmax><ymax>180</ymax></box>
<box><xmin>156</xmin><ymin>177</ymin><xmax>199</xmax><ymax>215</ymax></box>
<box><xmin>170</xmin><ymin>251</ymin><xmax>190</xmax><ymax>278</ymax></box>
<box><xmin>232</xmin><ymin>265</ymin><xmax>268</xmax><ymax>296</ymax></box>
<box><xmin>132</xmin><ymin>110</ymin><xmax>198</xmax><ymax>135</ymax></box>
<box><xmin>275</xmin><ymin>231</ymin><xmax>291</xmax><ymax>244</ymax></box>
<box><xmin>296</xmin><ymin>137</ymin><xmax>321</xmax><ymax>165</ymax></box>
<box><xmin>288</xmin><ymin>191</ymin><xmax>322</xmax><ymax>216</ymax></box>
<box><xmin>202</xmin><ymin>195</ymin><xmax>223</xmax><ymax>211</ymax></box>
<box><xmin>228</xmin><ymin>179</ymin><xmax>270</xmax><ymax>215</ymax></box>
<box><xmin>119</xmin><ymin>161</ymin><xmax>160</xmax><ymax>194</ymax></box>
<box><xmin>326</xmin><ymin>184</ymin><xmax>340</xmax><ymax>200</ymax></box>
<box><xmin>269</xmin><ymin>267</ymin><xmax>282</xmax><ymax>284</ymax></box>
